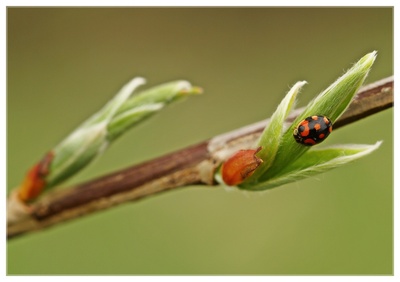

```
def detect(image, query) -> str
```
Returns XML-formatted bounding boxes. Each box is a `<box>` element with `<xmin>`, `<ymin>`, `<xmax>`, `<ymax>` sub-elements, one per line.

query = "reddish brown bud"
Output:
<box><xmin>18</xmin><ymin>151</ymin><xmax>54</xmax><ymax>202</ymax></box>
<box><xmin>221</xmin><ymin>147</ymin><xmax>263</xmax><ymax>186</ymax></box>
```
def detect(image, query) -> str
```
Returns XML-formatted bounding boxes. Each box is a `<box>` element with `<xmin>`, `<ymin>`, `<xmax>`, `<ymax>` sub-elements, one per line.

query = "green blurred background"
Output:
<box><xmin>7</xmin><ymin>8</ymin><xmax>393</xmax><ymax>275</ymax></box>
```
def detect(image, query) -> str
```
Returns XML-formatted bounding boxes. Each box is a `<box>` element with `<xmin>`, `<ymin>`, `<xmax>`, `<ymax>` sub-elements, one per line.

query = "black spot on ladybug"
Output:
<box><xmin>293</xmin><ymin>115</ymin><xmax>332</xmax><ymax>146</ymax></box>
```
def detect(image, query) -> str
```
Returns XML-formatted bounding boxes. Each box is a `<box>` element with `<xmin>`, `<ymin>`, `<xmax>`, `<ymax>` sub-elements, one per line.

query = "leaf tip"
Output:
<box><xmin>372</xmin><ymin>140</ymin><xmax>383</xmax><ymax>150</ymax></box>
<box><xmin>175</xmin><ymin>81</ymin><xmax>204</xmax><ymax>97</ymax></box>
<box><xmin>186</xmin><ymin>86</ymin><xmax>204</xmax><ymax>95</ymax></box>
<box><xmin>127</xmin><ymin>77</ymin><xmax>147</xmax><ymax>89</ymax></box>
<box><xmin>291</xmin><ymin>80</ymin><xmax>308</xmax><ymax>92</ymax></box>
<box><xmin>358</xmin><ymin>51</ymin><xmax>378</xmax><ymax>70</ymax></box>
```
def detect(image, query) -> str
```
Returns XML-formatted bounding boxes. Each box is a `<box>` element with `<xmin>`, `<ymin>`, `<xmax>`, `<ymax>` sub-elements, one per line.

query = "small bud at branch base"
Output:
<box><xmin>221</xmin><ymin>147</ymin><xmax>263</xmax><ymax>186</ymax></box>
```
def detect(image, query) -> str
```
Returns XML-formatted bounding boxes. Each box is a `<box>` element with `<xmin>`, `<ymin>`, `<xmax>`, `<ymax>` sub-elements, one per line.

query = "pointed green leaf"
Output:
<box><xmin>246</xmin><ymin>141</ymin><xmax>382</xmax><ymax>191</ymax></box>
<box><xmin>82</xmin><ymin>77</ymin><xmax>146</xmax><ymax>127</ymax></box>
<box><xmin>116</xmin><ymin>80</ymin><xmax>202</xmax><ymax>114</ymax></box>
<box><xmin>244</xmin><ymin>81</ymin><xmax>306</xmax><ymax>183</ymax></box>
<box><xmin>107</xmin><ymin>80</ymin><xmax>202</xmax><ymax>140</ymax></box>
<box><xmin>48</xmin><ymin>123</ymin><xmax>109</xmax><ymax>186</ymax></box>
<box><xmin>107</xmin><ymin>103</ymin><xmax>164</xmax><ymax>140</ymax></box>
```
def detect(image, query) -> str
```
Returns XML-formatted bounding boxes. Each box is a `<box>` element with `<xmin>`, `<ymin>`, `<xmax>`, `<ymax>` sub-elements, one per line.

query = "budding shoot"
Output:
<box><xmin>18</xmin><ymin>151</ymin><xmax>54</xmax><ymax>202</ymax></box>
<box><xmin>221</xmin><ymin>147</ymin><xmax>263</xmax><ymax>186</ymax></box>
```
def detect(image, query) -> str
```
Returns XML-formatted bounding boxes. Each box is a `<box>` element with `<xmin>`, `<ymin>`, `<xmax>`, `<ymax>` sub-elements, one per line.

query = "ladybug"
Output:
<box><xmin>293</xmin><ymin>115</ymin><xmax>332</xmax><ymax>146</ymax></box>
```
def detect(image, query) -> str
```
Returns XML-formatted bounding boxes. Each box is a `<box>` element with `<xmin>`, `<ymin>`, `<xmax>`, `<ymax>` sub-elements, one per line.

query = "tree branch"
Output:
<box><xmin>7</xmin><ymin>76</ymin><xmax>393</xmax><ymax>239</ymax></box>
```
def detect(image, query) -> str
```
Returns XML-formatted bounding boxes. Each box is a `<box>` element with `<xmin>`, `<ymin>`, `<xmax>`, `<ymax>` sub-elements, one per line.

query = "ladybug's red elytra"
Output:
<box><xmin>293</xmin><ymin>115</ymin><xmax>332</xmax><ymax>146</ymax></box>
